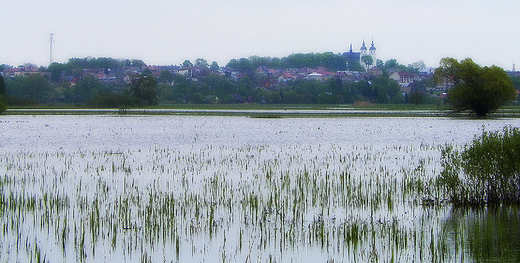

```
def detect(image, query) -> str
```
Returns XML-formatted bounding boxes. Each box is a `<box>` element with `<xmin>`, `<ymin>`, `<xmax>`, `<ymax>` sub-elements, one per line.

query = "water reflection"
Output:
<box><xmin>441</xmin><ymin>205</ymin><xmax>520</xmax><ymax>262</ymax></box>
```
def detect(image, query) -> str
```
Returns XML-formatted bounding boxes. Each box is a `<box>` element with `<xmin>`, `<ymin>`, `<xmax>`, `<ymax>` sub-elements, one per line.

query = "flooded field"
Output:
<box><xmin>1</xmin><ymin>115</ymin><xmax>518</xmax><ymax>262</ymax></box>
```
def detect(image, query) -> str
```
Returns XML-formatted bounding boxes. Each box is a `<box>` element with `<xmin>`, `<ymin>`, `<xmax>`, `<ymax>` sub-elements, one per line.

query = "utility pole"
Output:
<box><xmin>49</xmin><ymin>33</ymin><xmax>54</xmax><ymax>65</ymax></box>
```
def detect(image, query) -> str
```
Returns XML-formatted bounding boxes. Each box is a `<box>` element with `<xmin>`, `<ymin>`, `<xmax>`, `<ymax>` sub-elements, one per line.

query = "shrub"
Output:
<box><xmin>0</xmin><ymin>94</ymin><xmax>36</xmax><ymax>106</ymax></box>
<box><xmin>438</xmin><ymin>126</ymin><xmax>520</xmax><ymax>205</ymax></box>
<box><xmin>88</xmin><ymin>94</ymin><xmax>138</xmax><ymax>108</ymax></box>
<box><xmin>0</xmin><ymin>97</ymin><xmax>6</xmax><ymax>114</ymax></box>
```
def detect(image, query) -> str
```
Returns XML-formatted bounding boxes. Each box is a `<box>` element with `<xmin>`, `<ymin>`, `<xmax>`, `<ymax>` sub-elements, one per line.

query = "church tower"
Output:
<box><xmin>360</xmin><ymin>39</ymin><xmax>367</xmax><ymax>57</ymax></box>
<box><xmin>369</xmin><ymin>39</ymin><xmax>377</xmax><ymax>68</ymax></box>
<box><xmin>343</xmin><ymin>38</ymin><xmax>377</xmax><ymax>71</ymax></box>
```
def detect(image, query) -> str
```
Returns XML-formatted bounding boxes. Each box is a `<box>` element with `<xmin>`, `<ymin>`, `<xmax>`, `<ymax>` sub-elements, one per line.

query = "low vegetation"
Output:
<box><xmin>438</xmin><ymin>126</ymin><xmax>520</xmax><ymax>205</ymax></box>
<box><xmin>88</xmin><ymin>94</ymin><xmax>138</xmax><ymax>108</ymax></box>
<box><xmin>0</xmin><ymin>98</ymin><xmax>6</xmax><ymax>114</ymax></box>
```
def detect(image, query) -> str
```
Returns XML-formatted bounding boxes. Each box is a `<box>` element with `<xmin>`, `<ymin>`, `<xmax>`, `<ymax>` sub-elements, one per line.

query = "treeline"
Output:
<box><xmin>0</xmin><ymin>54</ymin><xmax>449</xmax><ymax>108</ymax></box>
<box><xmin>62</xmin><ymin>57</ymin><xmax>146</xmax><ymax>70</ymax></box>
<box><xmin>227</xmin><ymin>53</ymin><xmax>349</xmax><ymax>72</ymax></box>
<box><xmin>225</xmin><ymin>53</ymin><xmax>416</xmax><ymax>73</ymax></box>
<box><xmin>1</xmin><ymin>69</ymin><xmax>441</xmax><ymax>107</ymax></box>
<box><xmin>0</xmin><ymin>69</ymin><xmax>437</xmax><ymax>107</ymax></box>
<box><xmin>46</xmin><ymin>57</ymin><xmax>146</xmax><ymax>82</ymax></box>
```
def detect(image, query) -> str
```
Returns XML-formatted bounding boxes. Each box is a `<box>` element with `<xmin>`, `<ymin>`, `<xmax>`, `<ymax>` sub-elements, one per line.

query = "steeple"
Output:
<box><xmin>369</xmin><ymin>39</ymin><xmax>376</xmax><ymax>51</ymax></box>
<box><xmin>360</xmin><ymin>39</ymin><xmax>367</xmax><ymax>51</ymax></box>
<box><xmin>360</xmin><ymin>38</ymin><xmax>367</xmax><ymax>57</ymax></box>
<box><xmin>349</xmin><ymin>44</ymin><xmax>353</xmax><ymax>53</ymax></box>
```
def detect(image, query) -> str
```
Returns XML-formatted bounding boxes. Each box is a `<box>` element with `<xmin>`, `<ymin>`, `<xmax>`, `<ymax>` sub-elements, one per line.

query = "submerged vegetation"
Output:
<box><xmin>1</xmin><ymin>141</ymin><xmax>446</xmax><ymax>262</ymax></box>
<box><xmin>438</xmin><ymin>126</ymin><xmax>520</xmax><ymax>205</ymax></box>
<box><xmin>1</xmin><ymin>115</ymin><xmax>519</xmax><ymax>262</ymax></box>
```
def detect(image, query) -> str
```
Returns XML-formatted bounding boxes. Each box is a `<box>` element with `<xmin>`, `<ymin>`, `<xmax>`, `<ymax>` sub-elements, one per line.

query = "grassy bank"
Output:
<box><xmin>3</xmin><ymin>103</ymin><xmax>520</xmax><ymax>118</ymax></box>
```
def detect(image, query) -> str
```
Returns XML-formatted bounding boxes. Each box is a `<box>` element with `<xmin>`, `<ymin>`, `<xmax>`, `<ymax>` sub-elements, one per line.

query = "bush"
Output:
<box><xmin>88</xmin><ymin>94</ymin><xmax>138</xmax><ymax>108</ymax></box>
<box><xmin>0</xmin><ymin>97</ymin><xmax>6</xmax><ymax>114</ymax></box>
<box><xmin>438</xmin><ymin>126</ymin><xmax>520</xmax><ymax>205</ymax></box>
<box><xmin>0</xmin><ymin>94</ymin><xmax>36</xmax><ymax>106</ymax></box>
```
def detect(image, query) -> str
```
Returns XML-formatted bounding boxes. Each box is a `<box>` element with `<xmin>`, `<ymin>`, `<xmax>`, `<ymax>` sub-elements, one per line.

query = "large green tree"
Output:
<box><xmin>159</xmin><ymin>70</ymin><xmax>174</xmax><ymax>83</ymax></box>
<box><xmin>435</xmin><ymin>57</ymin><xmax>516</xmax><ymax>116</ymax></box>
<box><xmin>5</xmin><ymin>74</ymin><xmax>51</xmax><ymax>102</ymax></box>
<box><xmin>195</xmin><ymin>58</ymin><xmax>209</xmax><ymax>68</ymax></box>
<box><xmin>182</xmin><ymin>60</ymin><xmax>193</xmax><ymax>68</ymax></box>
<box><xmin>361</xmin><ymin>55</ymin><xmax>373</xmax><ymax>70</ymax></box>
<box><xmin>210</xmin><ymin>61</ymin><xmax>220</xmax><ymax>72</ymax></box>
<box><xmin>75</xmin><ymin>75</ymin><xmax>110</xmax><ymax>103</ymax></box>
<box><xmin>47</xmin><ymin>62</ymin><xmax>65</xmax><ymax>82</ymax></box>
<box><xmin>129</xmin><ymin>74</ymin><xmax>158</xmax><ymax>105</ymax></box>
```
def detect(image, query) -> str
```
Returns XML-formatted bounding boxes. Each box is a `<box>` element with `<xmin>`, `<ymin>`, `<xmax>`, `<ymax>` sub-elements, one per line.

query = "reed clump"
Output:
<box><xmin>438</xmin><ymin>126</ymin><xmax>520</xmax><ymax>205</ymax></box>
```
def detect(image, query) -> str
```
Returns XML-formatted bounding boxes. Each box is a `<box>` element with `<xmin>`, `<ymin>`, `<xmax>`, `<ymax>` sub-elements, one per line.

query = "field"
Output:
<box><xmin>1</xmin><ymin>114</ymin><xmax>519</xmax><ymax>262</ymax></box>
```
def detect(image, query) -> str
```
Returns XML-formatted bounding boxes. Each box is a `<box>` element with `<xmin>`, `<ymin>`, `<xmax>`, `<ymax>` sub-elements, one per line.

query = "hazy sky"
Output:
<box><xmin>2</xmin><ymin>0</ymin><xmax>519</xmax><ymax>70</ymax></box>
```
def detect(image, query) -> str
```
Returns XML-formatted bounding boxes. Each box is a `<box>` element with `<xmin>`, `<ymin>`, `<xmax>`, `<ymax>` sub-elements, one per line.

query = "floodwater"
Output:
<box><xmin>1</xmin><ymin>115</ymin><xmax>519</xmax><ymax>262</ymax></box>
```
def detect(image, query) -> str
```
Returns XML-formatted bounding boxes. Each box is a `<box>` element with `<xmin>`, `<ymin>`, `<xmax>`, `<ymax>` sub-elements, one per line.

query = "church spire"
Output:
<box><xmin>360</xmin><ymin>38</ymin><xmax>367</xmax><ymax>52</ymax></box>
<box><xmin>370</xmin><ymin>38</ymin><xmax>376</xmax><ymax>51</ymax></box>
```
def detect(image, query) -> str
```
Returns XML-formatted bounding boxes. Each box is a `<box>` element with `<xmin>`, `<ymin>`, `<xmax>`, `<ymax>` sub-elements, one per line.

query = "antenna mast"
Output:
<box><xmin>49</xmin><ymin>33</ymin><xmax>54</xmax><ymax>64</ymax></box>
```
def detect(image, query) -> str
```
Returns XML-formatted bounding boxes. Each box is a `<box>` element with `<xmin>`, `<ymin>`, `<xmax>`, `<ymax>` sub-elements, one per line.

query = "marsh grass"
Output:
<box><xmin>0</xmin><ymin>141</ymin><xmax>504</xmax><ymax>262</ymax></box>
<box><xmin>438</xmin><ymin>126</ymin><xmax>520</xmax><ymax>205</ymax></box>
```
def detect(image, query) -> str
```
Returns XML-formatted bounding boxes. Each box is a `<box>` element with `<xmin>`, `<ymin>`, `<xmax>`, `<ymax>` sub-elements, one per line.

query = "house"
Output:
<box><xmin>62</xmin><ymin>76</ymin><xmax>78</xmax><ymax>85</ymax></box>
<box><xmin>278</xmin><ymin>72</ymin><xmax>295</xmax><ymax>83</ymax></box>
<box><xmin>306</xmin><ymin>72</ymin><xmax>323</xmax><ymax>82</ymax></box>
<box><xmin>390</xmin><ymin>71</ymin><xmax>421</xmax><ymax>89</ymax></box>
<box><xmin>94</xmin><ymin>73</ymin><xmax>107</xmax><ymax>79</ymax></box>
<box><xmin>367</xmin><ymin>67</ymin><xmax>383</xmax><ymax>77</ymax></box>
<box><xmin>3</xmin><ymin>66</ymin><xmax>45</xmax><ymax>77</ymax></box>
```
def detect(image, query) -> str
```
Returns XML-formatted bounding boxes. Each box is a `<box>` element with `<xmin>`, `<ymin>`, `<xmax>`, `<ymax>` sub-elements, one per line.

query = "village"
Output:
<box><xmin>1</xmin><ymin>41</ymin><xmax>518</xmax><ymax>105</ymax></box>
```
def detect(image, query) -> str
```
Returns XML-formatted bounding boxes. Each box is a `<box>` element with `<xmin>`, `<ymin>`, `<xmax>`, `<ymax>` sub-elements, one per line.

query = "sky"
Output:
<box><xmin>2</xmin><ymin>0</ymin><xmax>519</xmax><ymax>70</ymax></box>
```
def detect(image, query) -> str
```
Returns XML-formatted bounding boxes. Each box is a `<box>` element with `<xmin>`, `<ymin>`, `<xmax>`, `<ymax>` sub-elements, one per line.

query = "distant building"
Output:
<box><xmin>343</xmin><ymin>44</ymin><xmax>360</xmax><ymax>62</ymax></box>
<box><xmin>343</xmin><ymin>39</ymin><xmax>377</xmax><ymax>70</ymax></box>
<box><xmin>306</xmin><ymin>72</ymin><xmax>323</xmax><ymax>82</ymax></box>
<box><xmin>390</xmin><ymin>71</ymin><xmax>421</xmax><ymax>93</ymax></box>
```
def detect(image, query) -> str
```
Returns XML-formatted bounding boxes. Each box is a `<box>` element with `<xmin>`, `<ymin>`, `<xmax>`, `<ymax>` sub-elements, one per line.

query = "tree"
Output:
<box><xmin>411</xmin><ymin>60</ymin><xmax>426</xmax><ymax>73</ymax></box>
<box><xmin>0</xmin><ymin>73</ymin><xmax>6</xmax><ymax>113</ymax></box>
<box><xmin>182</xmin><ymin>60</ymin><xmax>193</xmax><ymax>68</ymax></box>
<box><xmin>435</xmin><ymin>58</ymin><xmax>516</xmax><ymax>116</ymax></box>
<box><xmin>130</xmin><ymin>74</ymin><xmax>158</xmax><ymax>105</ymax></box>
<box><xmin>408</xmin><ymin>91</ymin><xmax>425</xmax><ymax>105</ymax></box>
<box><xmin>0</xmin><ymin>98</ymin><xmax>5</xmax><ymax>113</ymax></box>
<box><xmin>75</xmin><ymin>75</ymin><xmax>109</xmax><ymax>103</ymax></box>
<box><xmin>346</xmin><ymin>59</ymin><xmax>365</xmax><ymax>72</ymax></box>
<box><xmin>0</xmin><ymin>75</ymin><xmax>6</xmax><ymax>95</ymax></box>
<box><xmin>210</xmin><ymin>61</ymin><xmax>220</xmax><ymax>72</ymax></box>
<box><xmin>47</xmin><ymin>62</ymin><xmax>65</xmax><ymax>82</ymax></box>
<box><xmin>361</xmin><ymin>55</ymin><xmax>373</xmax><ymax>69</ymax></box>
<box><xmin>195</xmin><ymin>58</ymin><xmax>209</xmax><ymax>68</ymax></box>
<box><xmin>159</xmin><ymin>70</ymin><xmax>174</xmax><ymax>83</ymax></box>
<box><xmin>376</xmin><ymin>59</ymin><xmax>384</xmax><ymax>68</ymax></box>
<box><xmin>384</xmin><ymin>59</ymin><xmax>398</xmax><ymax>70</ymax></box>
<box><xmin>5</xmin><ymin>74</ymin><xmax>51</xmax><ymax>102</ymax></box>
<box><xmin>371</xmin><ymin>73</ymin><xmax>401</xmax><ymax>104</ymax></box>
<box><xmin>141</xmin><ymin>68</ymin><xmax>153</xmax><ymax>76</ymax></box>
<box><xmin>130</xmin><ymin>59</ymin><xmax>146</xmax><ymax>68</ymax></box>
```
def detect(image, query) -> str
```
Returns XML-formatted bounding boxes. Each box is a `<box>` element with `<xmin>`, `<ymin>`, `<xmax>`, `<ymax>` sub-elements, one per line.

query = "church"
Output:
<box><xmin>343</xmin><ymin>39</ymin><xmax>377</xmax><ymax>70</ymax></box>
